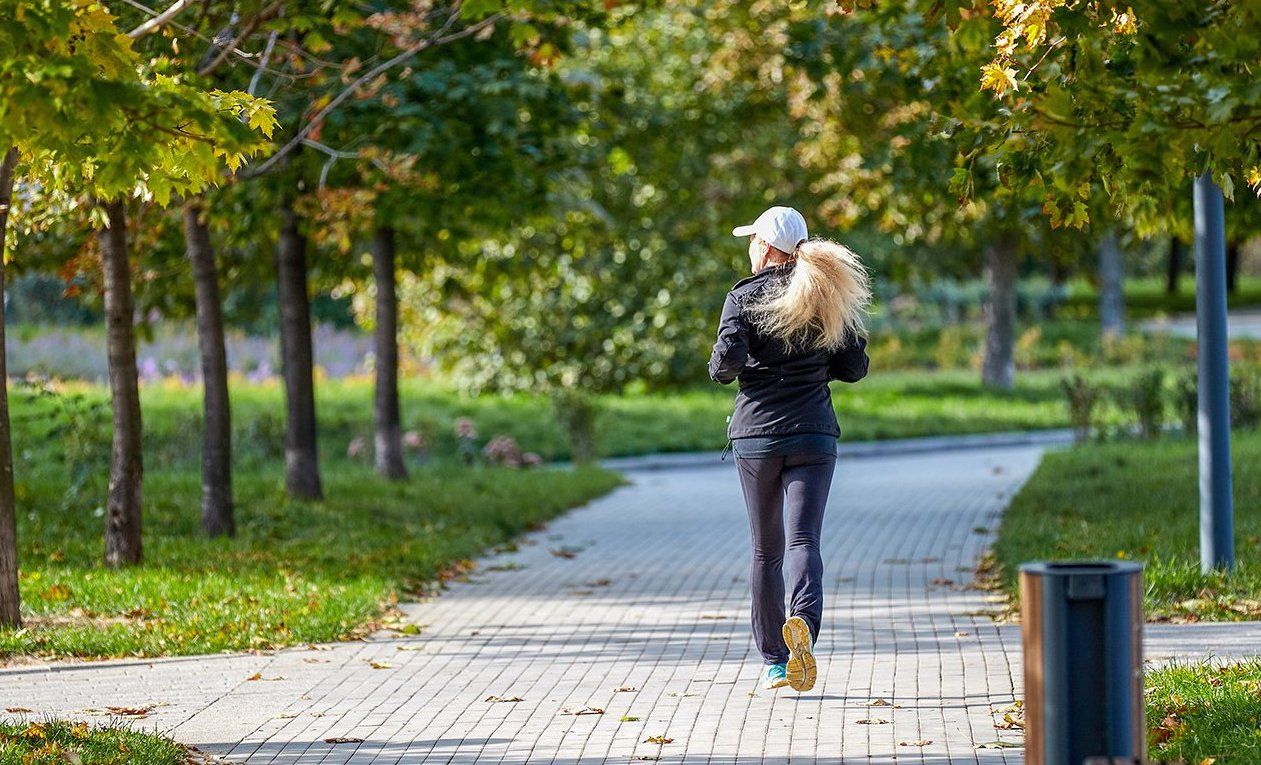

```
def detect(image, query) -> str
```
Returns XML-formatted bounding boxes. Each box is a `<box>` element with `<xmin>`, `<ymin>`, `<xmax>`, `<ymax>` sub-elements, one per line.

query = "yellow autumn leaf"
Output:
<box><xmin>980</xmin><ymin>63</ymin><xmax>1019</xmax><ymax>96</ymax></box>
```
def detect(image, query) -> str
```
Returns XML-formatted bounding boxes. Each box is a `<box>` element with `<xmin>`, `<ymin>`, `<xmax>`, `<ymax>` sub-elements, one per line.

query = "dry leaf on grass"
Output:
<box><xmin>899</xmin><ymin>739</ymin><xmax>932</xmax><ymax>747</ymax></box>
<box><xmin>484</xmin><ymin>695</ymin><xmax>524</xmax><ymax>703</ymax></box>
<box><xmin>323</xmin><ymin>737</ymin><xmax>363</xmax><ymax>744</ymax></box>
<box><xmin>643</xmin><ymin>735</ymin><xmax>674</xmax><ymax>744</ymax></box>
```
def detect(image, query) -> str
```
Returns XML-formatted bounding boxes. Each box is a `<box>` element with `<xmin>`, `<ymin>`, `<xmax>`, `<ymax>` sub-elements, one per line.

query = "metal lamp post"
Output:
<box><xmin>1192</xmin><ymin>173</ymin><xmax>1235</xmax><ymax>573</ymax></box>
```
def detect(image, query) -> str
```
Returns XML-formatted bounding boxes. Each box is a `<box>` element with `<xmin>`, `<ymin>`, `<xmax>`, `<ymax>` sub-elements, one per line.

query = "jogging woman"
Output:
<box><xmin>708</xmin><ymin>205</ymin><xmax>871</xmax><ymax>693</ymax></box>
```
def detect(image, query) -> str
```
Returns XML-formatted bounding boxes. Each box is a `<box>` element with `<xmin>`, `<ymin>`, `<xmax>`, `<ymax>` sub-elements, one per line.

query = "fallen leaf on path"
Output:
<box><xmin>105</xmin><ymin>706</ymin><xmax>154</xmax><ymax>717</ymax></box>
<box><xmin>620</xmin><ymin>715</ymin><xmax>640</xmax><ymax>722</ymax></box>
<box><xmin>994</xmin><ymin>712</ymin><xmax>1024</xmax><ymax>730</ymax></box>
<box><xmin>586</xmin><ymin>578</ymin><xmax>612</xmax><ymax>587</ymax></box>
<box><xmin>323</xmin><ymin>737</ymin><xmax>363</xmax><ymax>744</ymax></box>
<box><xmin>367</xmin><ymin>660</ymin><xmax>394</xmax><ymax>669</ymax></box>
<box><xmin>303</xmin><ymin>658</ymin><xmax>329</xmax><ymax>664</ymax></box>
<box><xmin>397</xmin><ymin>645</ymin><xmax>426</xmax><ymax>652</ymax></box>
<box><xmin>665</xmin><ymin>691</ymin><xmax>695</xmax><ymax>698</ymax></box>
<box><xmin>561</xmin><ymin>707</ymin><xmax>604</xmax><ymax>716</ymax></box>
<box><xmin>899</xmin><ymin>739</ymin><xmax>933</xmax><ymax>747</ymax></box>
<box><xmin>954</xmin><ymin>631</ymin><xmax>970</xmax><ymax>637</ymax></box>
<box><xmin>549</xmin><ymin>547</ymin><xmax>580</xmax><ymax>559</ymax></box>
<box><xmin>613</xmin><ymin>687</ymin><xmax>638</xmax><ymax>693</ymax></box>
<box><xmin>633</xmin><ymin>757</ymin><xmax>660</xmax><ymax>762</ymax></box>
<box><xmin>643</xmin><ymin>735</ymin><xmax>674</xmax><ymax>744</ymax></box>
<box><xmin>245</xmin><ymin>673</ymin><xmax>284</xmax><ymax>681</ymax></box>
<box><xmin>856</xmin><ymin>719</ymin><xmax>888</xmax><ymax>725</ymax></box>
<box><xmin>866</xmin><ymin>698</ymin><xmax>891</xmax><ymax>706</ymax></box>
<box><xmin>275</xmin><ymin>713</ymin><xmax>298</xmax><ymax>719</ymax></box>
<box><xmin>5</xmin><ymin>707</ymin><xmax>32</xmax><ymax>713</ymax></box>
<box><xmin>485</xmin><ymin>696</ymin><xmax>523</xmax><ymax>703</ymax></box>
<box><xmin>569</xmin><ymin>590</ymin><xmax>594</xmax><ymax>596</ymax></box>
<box><xmin>700</xmin><ymin>614</ymin><xmax>729</xmax><ymax>620</ymax></box>
<box><xmin>976</xmin><ymin>741</ymin><xmax>1020</xmax><ymax>749</ymax></box>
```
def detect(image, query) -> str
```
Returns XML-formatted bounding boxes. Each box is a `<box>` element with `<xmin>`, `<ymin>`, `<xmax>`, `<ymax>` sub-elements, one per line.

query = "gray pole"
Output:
<box><xmin>1192</xmin><ymin>173</ymin><xmax>1234</xmax><ymax>573</ymax></box>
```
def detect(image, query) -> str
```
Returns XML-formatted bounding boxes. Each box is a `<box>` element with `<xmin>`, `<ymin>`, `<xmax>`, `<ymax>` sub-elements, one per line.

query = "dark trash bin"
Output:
<box><xmin>1020</xmin><ymin>560</ymin><xmax>1144</xmax><ymax>765</ymax></box>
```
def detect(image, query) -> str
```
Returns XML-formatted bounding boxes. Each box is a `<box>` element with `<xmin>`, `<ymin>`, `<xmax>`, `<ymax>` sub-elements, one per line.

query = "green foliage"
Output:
<box><xmin>966</xmin><ymin>1</ymin><xmax>1261</xmax><ymax>232</ymax></box>
<box><xmin>1121</xmin><ymin>366</ymin><xmax>1167</xmax><ymax>440</ymax></box>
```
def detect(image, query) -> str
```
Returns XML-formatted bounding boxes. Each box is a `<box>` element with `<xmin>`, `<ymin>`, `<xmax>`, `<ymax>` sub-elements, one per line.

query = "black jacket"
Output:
<box><xmin>708</xmin><ymin>262</ymin><xmax>870</xmax><ymax>439</ymax></box>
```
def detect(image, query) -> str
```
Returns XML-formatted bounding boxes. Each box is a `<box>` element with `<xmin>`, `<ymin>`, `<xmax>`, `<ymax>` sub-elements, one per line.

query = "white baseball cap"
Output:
<box><xmin>731</xmin><ymin>206</ymin><xmax>809</xmax><ymax>254</ymax></box>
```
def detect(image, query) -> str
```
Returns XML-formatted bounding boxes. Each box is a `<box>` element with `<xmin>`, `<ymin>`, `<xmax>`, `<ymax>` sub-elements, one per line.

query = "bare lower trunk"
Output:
<box><xmin>372</xmin><ymin>225</ymin><xmax>407</xmax><ymax>480</ymax></box>
<box><xmin>982</xmin><ymin>236</ymin><xmax>1017</xmax><ymax>390</ymax></box>
<box><xmin>1166</xmin><ymin>237</ymin><xmax>1183</xmax><ymax>294</ymax></box>
<box><xmin>1098</xmin><ymin>232</ymin><xmax>1125</xmax><ymax>339</ymax></box>
<box><xmin>100</xmin><ymin>199</ymin><xmax>143</xmax><ymax>566</ymax></box>
<box><xmin>276</xmin><ymin>194</ymin><xmax>322</xmax><ymax>500</ymax></box>
<box><xmin>184</xmin><ymin>198</ymin><xmax>235</xmax><ymax>536</ymax></box>
<box><xmin>0</xmin><ymin>148</ymin><xmax>21</xmax><ymax>626</ymax></box>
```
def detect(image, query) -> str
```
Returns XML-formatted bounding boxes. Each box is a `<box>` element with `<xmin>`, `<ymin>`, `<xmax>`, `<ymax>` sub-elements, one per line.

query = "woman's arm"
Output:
<box><xmin>827</xmin><ymin>331</ymin><xmax>869</xmax><ymax>383</ymax></box>
<box><xmin>708</xmin><ymin>292</ymin><xmax>749</xmax><ymax>385</ymax></box>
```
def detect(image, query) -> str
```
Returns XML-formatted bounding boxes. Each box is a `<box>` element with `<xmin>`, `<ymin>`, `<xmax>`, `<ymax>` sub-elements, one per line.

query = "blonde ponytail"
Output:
<box><xmin>745</xmin><ymin>238</ymin><xmax>871</xmax><ymax>353</ymax></box>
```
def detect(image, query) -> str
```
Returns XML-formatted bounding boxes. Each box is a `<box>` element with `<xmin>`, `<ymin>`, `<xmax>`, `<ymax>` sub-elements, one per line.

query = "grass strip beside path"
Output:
<box><xmin>3</xmin><ymin>464</ymin><xmax>621</xmax><ymax>661</ymax></box>
<box><xmin>1146</xmin><ymin>658</ymin><xmax>1261</xmax><ymax>763</ymax></box>
<box><xmin>994</xmin><ymin>429</ymin><xmax>1261</xmax><ymax>621</ymax></box>
<box><xmin>0</xmin><ymin>720</ymin><xmax>184</xmax><ymax>765</ymax></box>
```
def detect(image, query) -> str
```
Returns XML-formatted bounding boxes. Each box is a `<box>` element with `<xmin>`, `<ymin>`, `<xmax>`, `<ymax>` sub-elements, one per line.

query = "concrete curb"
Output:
<box><xmin>599</xmin><ymin>427</ymin><xmax>1076</xmax><ymax>472</ymax></box>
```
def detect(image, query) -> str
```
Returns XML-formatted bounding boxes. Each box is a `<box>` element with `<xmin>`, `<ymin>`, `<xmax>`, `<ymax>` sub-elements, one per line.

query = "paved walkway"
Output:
<box><xmin>4</xmin><ymin>443</ymin><xmax>1259</xmax><ymax>763</ymax></box>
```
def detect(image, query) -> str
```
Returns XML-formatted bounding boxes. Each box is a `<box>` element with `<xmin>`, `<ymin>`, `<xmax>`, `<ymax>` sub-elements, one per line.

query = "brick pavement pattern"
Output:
<box><xmin>4</xmin><ymin>443</ymin><xmax>1259</xmax><ymax>764</ymax></box>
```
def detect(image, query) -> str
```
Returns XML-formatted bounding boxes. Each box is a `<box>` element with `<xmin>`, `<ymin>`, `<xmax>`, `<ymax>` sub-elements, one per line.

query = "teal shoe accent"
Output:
<box><xmin>762</xmin><ymin>662</ymin><xmax>789</xmax><ymax>690</ymax></box>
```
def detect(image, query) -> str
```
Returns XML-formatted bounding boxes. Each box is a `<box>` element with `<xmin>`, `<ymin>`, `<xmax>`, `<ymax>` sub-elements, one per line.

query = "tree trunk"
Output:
<box><xmin>372</xmin><ymin>225</ymin><xmax>407</xmax><ymax>480</ymax></box>
<box><xmin>1166</xmin><ymin>237</ymin><xmax>1183</xmax><ymax>294</ymax></box>
<box><xmin>99</xmin><ymin>199</ymin><xmax>143</xmax><ymax>566</ymax></box>
<box><xmin>276</xmin><ymin>193</ymin><xmax>322</xmax><ymax>500</ymax></box>
<box><xmin>1098</xmin><ymin>232</ymin><xmax>1126</xmax><ymax>339</ymax></box>
<box><xmin>183</xmin><ymin>198</ymin><xmax>235</xmax><ymax>536</ymax></box>
<box><xmin>981</xmin><ymin>236</ymin><xmax>1017</xmax><ymax>390</ymax></box>
<box><xmin>0</xmin><ymin>148</ymin><xmax>21</xmax><ymax>626</ymax></box>
<box><xmin>1226</xmin><ymin>241</ymin><xmax>1240</xmax><ymax>294</ymax></box>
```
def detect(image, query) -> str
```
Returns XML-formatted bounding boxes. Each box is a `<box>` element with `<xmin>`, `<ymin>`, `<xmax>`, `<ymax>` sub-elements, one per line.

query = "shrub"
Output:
<box><xmin>1122</xmin><ymin>367</ymin><xmax>1166</xmax><ymax>440</ymax></box>
<box><xmin>1060</xmin><ymin>373</ymin><xmax>1103</xmax><ymax>444</ymax></box>
<box><xmin>483</xmin><ymin>434</ymin><xmax>522</xmax><ymax>467</ymax></box>
<box><xmin>1174</xmin><ymin>371</ymin><xmax>1198</xmax><ymax>436</ymax></box>
<box><xmin>552</xmin><ymin>389</ymin><xmax>599</xmax><ymax>465</ymax></box>
<box><xmin>1231</xmin><ymin>365</ymin><xmax>1261</xmax><ymax>430</ymax></box>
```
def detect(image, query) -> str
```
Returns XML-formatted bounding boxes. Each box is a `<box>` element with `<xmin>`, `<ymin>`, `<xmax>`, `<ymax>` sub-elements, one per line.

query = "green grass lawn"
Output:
<box><xmin>1146</xmin><ymin>658</ymin><xmax>1261</xmax><ymax>763</ymax></box>
<box><xmin>0</xmin><ymin>720</ymin><xmax>185</xmax><ymax>765</ymax></box>
<box><xmin>993</xmin><ymin>429</ymin><xmax>1261</xmax><ymax>621</ymax></box>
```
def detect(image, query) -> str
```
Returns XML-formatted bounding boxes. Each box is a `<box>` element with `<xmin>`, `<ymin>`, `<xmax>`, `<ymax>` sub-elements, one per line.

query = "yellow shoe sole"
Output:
<box><xmin>782</xmin><ymin>616</ymin><xmax>816</xmax><ymax>692</ymax></box>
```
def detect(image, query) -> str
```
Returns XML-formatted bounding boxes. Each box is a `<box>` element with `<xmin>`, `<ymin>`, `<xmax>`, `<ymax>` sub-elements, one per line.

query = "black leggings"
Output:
<box><xmin>735</xmin><ymin>451</ymin><xmax>836</xmax><ymax>664</ymax></box>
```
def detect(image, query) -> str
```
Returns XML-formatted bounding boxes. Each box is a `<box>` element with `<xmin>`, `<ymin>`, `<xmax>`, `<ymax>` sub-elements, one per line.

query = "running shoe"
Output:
<box><xmin>782</xmin><ymin>615</ymin><xmax>817</xmax><ymax>692</ymax></box>
<box><xmin>762</xmin><ymin>662</ymin><xmax>789</xmax><ymax>690</ymax></box>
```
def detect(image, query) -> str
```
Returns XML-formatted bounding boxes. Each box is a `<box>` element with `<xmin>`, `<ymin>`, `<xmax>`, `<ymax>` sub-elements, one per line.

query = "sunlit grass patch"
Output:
<box><xmin>0</xmin><ymin>719</ymin><xmax>184</xmax><ymax>765</ymax></box>
<box><xmin>1146</xmin><ymin>658</ymin><xmax>1261</xmax><ymax>762</ymax></box>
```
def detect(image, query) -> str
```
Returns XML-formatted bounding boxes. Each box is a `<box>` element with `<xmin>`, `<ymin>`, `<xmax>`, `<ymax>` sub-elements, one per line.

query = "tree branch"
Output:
<box><xmin>242</xmin><ymin>8</ymin><xmax>500</xmax><ymax>179</ymax></box>
<box><xmin>197</xmin><ymin>1</ymin><xmax>284</xmax><ymax>77</ymax></box>
<box><xmin>128</xmin><ymin>0</ymin><xmax>199</xmax><ymax>38</ymax></box>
